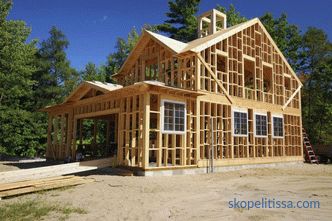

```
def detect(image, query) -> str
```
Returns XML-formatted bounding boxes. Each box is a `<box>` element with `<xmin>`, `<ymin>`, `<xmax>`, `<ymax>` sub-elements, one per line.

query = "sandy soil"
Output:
<box><xmin>0</xmin><ymin>162</ymin><xmax>19</xmax><ymax>172</ymax></box>
<box><xmin>1</xmin><ymin>163</ymin><xmax>332</xmax><ymax>221</ymax></box>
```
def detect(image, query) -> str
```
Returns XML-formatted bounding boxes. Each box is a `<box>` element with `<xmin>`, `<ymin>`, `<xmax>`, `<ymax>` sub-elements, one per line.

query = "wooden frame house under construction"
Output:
<box><xmin>42</xmin><ymin>9</ymin><xmax>303</xmax><ymax>172</ymax></box>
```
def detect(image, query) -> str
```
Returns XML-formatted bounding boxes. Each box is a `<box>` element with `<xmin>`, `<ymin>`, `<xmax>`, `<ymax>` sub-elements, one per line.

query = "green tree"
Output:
<box><xmin>0</xmin><ymin>0</ymin><xmax>45</xmax><ymax>157</ymax></box>
<box><xmin>33</xmin><ymin>26</ymin><xmax>79</xmax><ymax>108</ymax></box>
<box><xmin>300</xmin><ymin>27</ymin><xmax>332</xmax><ymax>144</ymax></box>
<box><xmin>156</xmin><ymin>0</ymin><xmax>200</xmax><ymax>42</ymax></box>
<box><xmin>216</xmin><ymin>4</ymin><xmax>247</xmax><ymax>27</ymax></box>
<box><xmin>105</xmin><ymin>28</ymin><xmax>139</xmax><ymax>82</ymax></box>
<box><xmin>217</xmin><ymin>6</ymin><xmax>302</xmax><ymax>71</ymax></box>
<box><xmin>260</xmin><ymin>13</ymin><xmax>302</xmax><ymax>71</ymax></box>
<box><xmin>81</xmin><ymin>62</ymin><xmax>106</xmax><ymax>82</ymax></box>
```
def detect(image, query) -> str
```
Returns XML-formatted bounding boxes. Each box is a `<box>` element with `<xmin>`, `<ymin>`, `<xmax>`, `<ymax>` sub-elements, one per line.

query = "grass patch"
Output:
<box><xmin>0</xmin><ymin>199</ymin><xmax>87</xmax><ymax>221</ymax></box>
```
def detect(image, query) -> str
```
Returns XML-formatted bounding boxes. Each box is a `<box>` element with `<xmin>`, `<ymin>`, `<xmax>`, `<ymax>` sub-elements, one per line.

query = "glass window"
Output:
<box><xmin>163</xmin><ymin>101</ymin><xmax>185</xmax><ymax>133</ymax></box>
<box><xmin>273</xmin><ymin>117</ymin><xmax>283</xmax><ymax>137</ymax></box>
<box><xmin>255</xmin><ymin>114</ymin><xmax>267</xmax><ymax>136</ymax></box>
<box><xmin>234</xmin><ymin>111</ymin><xmax>248</xmax><ymax>135</ymax></box>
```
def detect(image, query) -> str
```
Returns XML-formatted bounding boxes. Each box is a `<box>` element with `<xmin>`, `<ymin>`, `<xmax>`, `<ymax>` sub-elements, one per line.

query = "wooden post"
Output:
<box><xmin>195</xmin><ymin>99</ymin><xmax>200</xmax><ymax>163</ymax></box>
<box><xmin>132</xmin><ymin>97</ymin><xmax>137</xmax><ymax>166</ymax></box>
<box><xmin>172</xmin><ymin>134</ymin><xmax>176</xmax><ymax>165</ymax></box>
<box><xmin>66</xmin><ymin>112</ymin><xmax>73</xmax><ymax>158</ymax></box>
<box><xmin>106</xmin><ymin>119</ymin><xmax>110</xmax><ymax>148</ymax></box>
<box><xmin>79</xmin><ymin>119</ymin><xmax>83</xmax><ymax>146</ymax></box>
<box><xmin>142</xmin><ymin>93</ymin><xmax>150</xmax><ymax>169</ymax></box>
<box><xmin>93</xmin><ymin>119</ymin><xmax>97</xmax><ymax>151</ymax></box>
<box><xmin>299</xmin><ymin>90</ymin><xmax>304</xmax><ymax>158</ymax></box>
<box><xmin>54</xmin><ymin>116</ymin><xmax>59</xmax><ymax>160</ymax></box>
<box><xmin>157</xmin><ymin>96</ymin><xmax>162</xmax><ymax>167</ymax></box>
<box><xmin>47</xmin><ymin>115</ymin><xmax>52</xmax><ymax>159</ymax></box>
<box><xmin>72</xmin><ymin>118</ymin><xmax>77</xmax><ymax>160</ymax></box>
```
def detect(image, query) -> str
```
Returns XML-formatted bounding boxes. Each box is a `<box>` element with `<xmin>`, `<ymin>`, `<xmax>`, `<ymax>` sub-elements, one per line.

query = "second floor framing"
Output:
<box><xmin>113</xmin><ymin>15</ymin><xmax>302</xmax><ymax>110</ymax></box>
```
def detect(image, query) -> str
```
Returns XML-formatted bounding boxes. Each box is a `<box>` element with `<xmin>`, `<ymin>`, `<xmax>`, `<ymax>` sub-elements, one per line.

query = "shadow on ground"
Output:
<box><xmin>3</xmin><ymin>160</ymin><xmax>63</xmax><ymax>169</ymax></box>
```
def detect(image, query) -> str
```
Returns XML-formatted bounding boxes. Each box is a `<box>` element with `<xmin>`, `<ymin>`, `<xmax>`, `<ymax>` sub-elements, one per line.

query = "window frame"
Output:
<box><xmin>253</xmin><ymin>112</ymin><xmax>268</xmax><ymax>138</ymax></box>
<box><xmin>272</xmin><ymin>114</ymin><xmax>284</xmax><ymax>138</ymax></box>
<box><xmin>232</xmin><ymin>108</ymin><xmax>248</xmax><ymax>137</ymax></box>
<box><xmin>160</xmin><ymin>99</ymin><xmax>186</xmax><ymax>134</ymax></box>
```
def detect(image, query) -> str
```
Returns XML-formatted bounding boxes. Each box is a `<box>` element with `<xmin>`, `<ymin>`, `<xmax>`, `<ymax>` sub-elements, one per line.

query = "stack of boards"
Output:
<box><xmin>0</xmin><ymin>175</ymin><xmax>94</xmax><ymax>200</ymax></box>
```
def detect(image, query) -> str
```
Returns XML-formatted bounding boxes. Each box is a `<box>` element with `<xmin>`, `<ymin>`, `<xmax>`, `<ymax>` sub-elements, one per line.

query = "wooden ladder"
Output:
<box><xmin>302</xmin><ymin>128</ymin><xmax>318</xmax><ymax>164</ymax></box>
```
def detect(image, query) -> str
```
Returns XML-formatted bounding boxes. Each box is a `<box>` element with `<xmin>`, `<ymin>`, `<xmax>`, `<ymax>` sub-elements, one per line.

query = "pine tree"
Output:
<box><xmin>216</xmin><ymin>4</ymin><xmax>247</xmax><ymax>27</ymax></box>
<box><xmin>105</xmin><ymin>28</ymin><xmax>139</xmax><ymax>82</ymax></box>
<box><xmin>33</xmin><ymin>26</ymin><xmax>79</xmax><ymax>108</ymax></box>
<box><xmin>300</xmin><ymin>27</ymin><xmax>332</xmax><ymax>144</ymax></box>
<box><xmin>156</xmin><ymin>0</ymin><xmax>200</xmax><ymax>42</ymax></box>
<box><xmin>260</xmin><ymin>13</ymin><xmax>302</xmax><ymax>71</ymax></box>
<box><xmin>0</xmin><ymin>0</ymin><xmax>45</xmax><ymax>157</ymax></box>
<box><xmin>81</xmin><ymin>62</ymin><xmax>106</xmax><ymax>82</ymax></box>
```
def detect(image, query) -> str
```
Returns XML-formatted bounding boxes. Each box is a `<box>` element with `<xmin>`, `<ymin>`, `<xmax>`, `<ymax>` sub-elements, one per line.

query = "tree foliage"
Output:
<box><xmin>260</xmin><ymin>13</ymin><xmax>302</xmax><ymax>71</ymax></box>
<box><xmin>33</xmin><ymin>26</ymin><xmax>79</xmax><ymax>108</ymax></box>
<box><xmin>0</xmin><ymin>1</ymin><xmax>79</xmax><ymax>157</ymax></box>
<box><xmin>300</xmin><ymin>27</ymin><xmax>332</xmax><ymax>144</ymax></box>
<box><xmin>0</xmin><ymin>0</ymin><xmax>43</xmax><ymax>156</ymax></box>
<box><xmin>216</xmin><ymin>4</ymin><xmax>247</xmax><ymax>27</ymax></box>
<box><xmin>156</xmin><ymin>0</ymin><xmax>200</xmax><ymax>42</ymax></box>
<box><xmin>105</xmin><ymin>28</ymin><xmax>139</xmax><ymax>82</ymax></box>
<box><xmin>80</xmin><ymin>62</ymin><xmax>106</xmax><ymax>82</ymax></box>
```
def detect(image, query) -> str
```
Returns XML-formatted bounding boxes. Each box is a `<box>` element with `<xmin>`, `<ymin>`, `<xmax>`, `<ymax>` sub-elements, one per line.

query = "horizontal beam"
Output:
<box><xmin>74</xmin><ymin>108</ymin><xmax>120</xmax><ymax>120</ymax></box>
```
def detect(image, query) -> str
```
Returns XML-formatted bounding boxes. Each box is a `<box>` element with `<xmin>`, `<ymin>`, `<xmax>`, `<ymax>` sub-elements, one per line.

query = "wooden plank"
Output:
<box><xmin>142</xmin><ymin>93</ymin><xmax>150</xmax><ymax>168</ymax></box>
<box><xmin>66</xmin><ymin>112</ymin><xmax>73</xmax><ymax>158</ymax></box>
<box><xmin>0</xmin><ymin>177</ymin><xmax>94</xmax><ymax>199</ymax></box>
<box><xmin>46</xmin><ymin>115</ymin><xmax>52</xmax><ymax>159</ymax></box>
<box><xmin>74</xmin><ymin>108</ymin><xmax>120</xmax><ymax>120</ymax></box>
<box><xmin>0</xmin><ymin>176</ymin><xmax>76</xmax><ymax>192</ymax></box>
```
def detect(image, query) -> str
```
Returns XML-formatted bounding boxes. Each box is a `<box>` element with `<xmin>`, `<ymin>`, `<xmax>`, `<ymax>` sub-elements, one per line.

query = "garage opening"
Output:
<box><xmin>76</xmin><ymin>114</ymin><xmax>118</xmax><ymax>161</ymax></box>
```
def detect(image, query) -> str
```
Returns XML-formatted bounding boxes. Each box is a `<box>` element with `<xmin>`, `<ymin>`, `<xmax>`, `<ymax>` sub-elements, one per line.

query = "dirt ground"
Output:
<box><xmin>1</xmin><ymin>163</ymin><xmax>332</xmax><ymax>221</ymax></box>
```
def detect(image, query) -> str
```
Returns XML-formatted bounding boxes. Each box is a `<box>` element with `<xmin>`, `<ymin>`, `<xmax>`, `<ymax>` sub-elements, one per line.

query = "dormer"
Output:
<box><xmin>198</xmin><ymin>9</ymin><xmax>227</xmax><ymax>38</ymax></box>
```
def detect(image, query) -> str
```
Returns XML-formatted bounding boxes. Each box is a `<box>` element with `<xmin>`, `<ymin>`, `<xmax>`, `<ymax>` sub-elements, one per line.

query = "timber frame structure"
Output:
<box><xmin>43</xmin><ymin>9</ymin><xmax>303</xmax><ymax>171</ymax></box>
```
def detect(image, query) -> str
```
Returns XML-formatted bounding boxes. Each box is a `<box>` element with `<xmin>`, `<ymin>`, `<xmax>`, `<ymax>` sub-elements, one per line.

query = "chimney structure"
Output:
<box><xmin>198</xmin><ymin>9</ymin><xmax>227</xmax><ymax>38</ymax></box>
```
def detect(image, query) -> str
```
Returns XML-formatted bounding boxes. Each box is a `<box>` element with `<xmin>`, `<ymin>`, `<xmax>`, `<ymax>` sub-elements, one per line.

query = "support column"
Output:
<box><xmin>195</xmin><ymin>99</ymin><xmax>200</xmax><ymax>163</ymax></box>
<box><xmin>93</xmin><ymin>119</ymin><xmax>97</xmax><ymax>151</ymax></box>
<box><xmin>47</xmin><ymin>115</ymin><xmax>53</xmax><ymax>159</ymax></box>
<box><xmin>60</xmin><ymin>113</ymin><xmax>65</xmax><ymax>159</ymax></box>
<box><xmin>299</xmin><ymin>90</ymin><xmax>304</xmax><ymax>157</ymax></box>
<box><xmin>66</xmin><ymin>111</ymin><xmax>73</xmax><ymax>158</ymax></box>
<box><xmin>79</xmin><ymin>119</ymin><xmax>83</xmax><ymax>146</ymax></box>
<box><xmin>106</xmin><ymin>119</ymin><xmax>110</xmax><ymax>149</ymax></box>
<box><xmin>72</xmin><ymin>118</ymin><xmax>77</xmax><ymax>160</ymax></box>
<box><xmin>142</xmin><ymin>93</ymin><xmax>150</xmax><ymax>169</ymax></box>
<box><xmin>54</xmin><ymin>116</ymin><xmax>59</xmax><ymax>160</ymax></box>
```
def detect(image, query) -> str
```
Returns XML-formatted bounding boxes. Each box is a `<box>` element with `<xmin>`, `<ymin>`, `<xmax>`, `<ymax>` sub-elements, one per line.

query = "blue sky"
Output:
<box><xmin>8</xmin><ymin>0</ymin><xmax>332</xmax><ymax>70</ymax></box>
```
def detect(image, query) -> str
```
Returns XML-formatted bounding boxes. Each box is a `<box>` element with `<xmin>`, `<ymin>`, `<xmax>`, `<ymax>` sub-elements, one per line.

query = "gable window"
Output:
<box><xmin>255</xmin><ymin>113</ymin><xmax>267</xmax><ymax>137</ymax></box>
<box><xmin>273</xmin><ymin>116</ymin><xmax>283</xmax><ymax>137</ymax></box>
<box><xmin>233</xmin><ymin>109</ymin><xmax>248</xmax><ymax>136</ymax></box>
<box><xmin>161</xmin><ymin>100</ymin><xmax>186</xmax><ymax>134</ymax></box>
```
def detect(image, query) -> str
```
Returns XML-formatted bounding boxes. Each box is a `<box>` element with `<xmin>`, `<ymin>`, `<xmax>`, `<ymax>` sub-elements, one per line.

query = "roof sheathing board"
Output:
<box><xmin>145</xmin><ymin>30</ymin><xmax>187</xmax><ymax>53</ymax></box>
<box><xmin>64</xmin><ymin>81</ymin><xmax>123</xmax><ymax>103</ymax></box>
<box><xmin>117</xmin><ymin>30</ymin><xmax>187</xmax><ymax>75</ymax></box>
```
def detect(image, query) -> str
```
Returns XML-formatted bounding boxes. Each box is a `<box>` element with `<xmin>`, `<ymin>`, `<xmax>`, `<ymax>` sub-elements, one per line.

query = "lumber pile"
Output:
<box><xmin>0</xmin><ymin>157</ymin><xmax>114</xmax><ymax>184</ymax></box>
<box><xmin>0</xmin><ymin>175</ymin><xmax>94</xmax><ymax>200</ymax></box>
